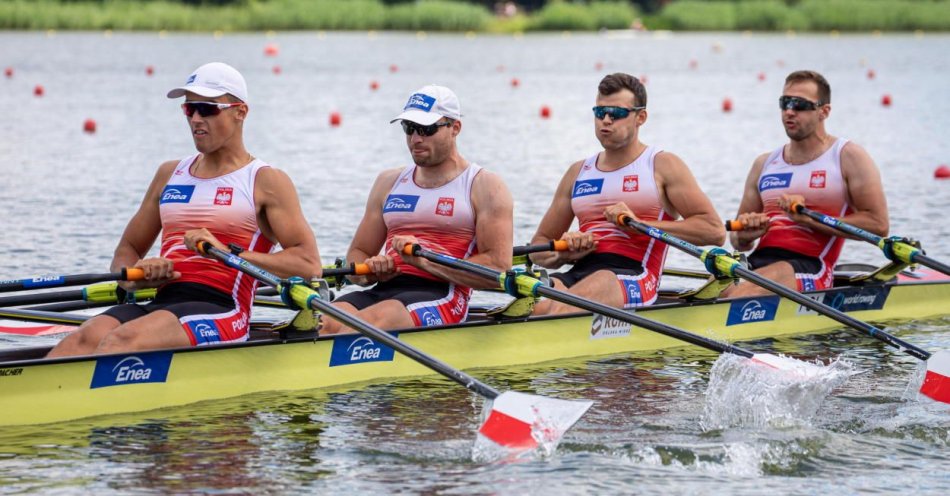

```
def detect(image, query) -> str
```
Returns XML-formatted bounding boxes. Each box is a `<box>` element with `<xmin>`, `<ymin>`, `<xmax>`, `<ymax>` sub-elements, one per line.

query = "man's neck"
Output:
<box><xmin>195</xmin><ymin>144</ymin><xmax>252</xmax><ymax>177</ymax></box>
<box><xmin>787</xmin><ymin>131</ymin><xmax>833</xmax><ymax>165</ymax></box>
<box><xmin>601</xmin><ymin>141</ymin><xmax>646</xmax><ymax>170</ymax></box>
<box><xmin>414</xmin><ymin>153</ymin><xmax>467</xmax><ymax>188</ymax></box>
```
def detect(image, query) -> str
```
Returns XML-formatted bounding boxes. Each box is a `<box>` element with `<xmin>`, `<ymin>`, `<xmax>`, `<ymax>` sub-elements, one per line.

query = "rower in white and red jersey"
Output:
<box><xmin>530</xmin><ymin>73</ymin><xmax>724</xmax><ymax>315</ymax></box>
<box><xmin>48</xmin><ymin>62</ymin><xmax>321</xmax><ymax>358</ymax></box>
<box><xmin>321</xmin><ymin>85</ymin><xmax>513</xmax><ymax>334</ymax></box>
<box><xmin>724</xmin><ymin>70</ymin><xmax>889</xmax><ymax>297</ymax></box>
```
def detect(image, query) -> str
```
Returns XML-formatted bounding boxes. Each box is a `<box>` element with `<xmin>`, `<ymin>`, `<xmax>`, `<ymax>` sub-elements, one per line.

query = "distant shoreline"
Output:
<box><xmin>1</xmin><ymin>0</ymin><xmax>948</xmax><ymax>33</ymax></box>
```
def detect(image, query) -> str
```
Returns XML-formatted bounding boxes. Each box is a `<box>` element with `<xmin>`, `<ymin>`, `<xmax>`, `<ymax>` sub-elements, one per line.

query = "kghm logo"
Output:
<box><xmin>572</xmin><ymin>178</ymin><xmax>604</xmax><ymax>198</ymax></box>
<box><xmin>759</xmin><ymin>173</ymin><xmax>793</xmax><ymax>191</ymax></box>
<box><xmin>90</xmin><ymin>352</ymin><xmax>173</xmax><ymax>388</ymax></box>
<box><xmin>405</xmin><ymin>93</ymin><xmax>435</xmax><ymax>112</ymax></box>
<box><xmin>159</xmin><ymin>185</ymin><xmax>195</xmax><ymax>204</ymax></box>
<box><xmin>383</xmin><ymin>194</ymin><xmax>419</xmax><ymax>213</ymax></box>
<box><xmin>726</xmin><ymin>296</ymin><xmax>780</xmax><ymax>326</ymax></box>
<box><xmin>329</xmin><ymin>333</ymin><xmax>397</xmax><ymax>367</ymax></box>
<box><xmin>589</xmin><ymin>313</ymin><xmax>632</xmax><ymax>340</ymax></box>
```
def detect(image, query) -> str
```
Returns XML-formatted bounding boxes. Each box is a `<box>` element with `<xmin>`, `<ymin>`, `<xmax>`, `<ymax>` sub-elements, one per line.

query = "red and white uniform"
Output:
<box><xmin>159</xmin><ymin>154</ymin><xmax>275</xmax><ymax>344</ymax></box>
<box><xmin>381</xmin><ymin>164</ymin><xmax>482</xmax><ymax>326</ymax></box>
<box><xmin>571</xmin><ymin>148</ymin><xmax>670</xmax><ymax>307</ymax></box>
<box><xmin>755</xmin><ymin>138</ymin><xmax>851</xmax><ymax>290</ymax></box>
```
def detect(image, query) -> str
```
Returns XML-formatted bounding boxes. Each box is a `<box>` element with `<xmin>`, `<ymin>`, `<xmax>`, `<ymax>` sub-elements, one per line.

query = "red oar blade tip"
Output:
<box><xmin>476</xmin><ymin>391</ymin><xmax>592</xmax><ymax>456</ymax></box>
<box><xmin>920</xmin><ymin>350</ymin><xmax>950</xmax><ymax>404</ymax></box>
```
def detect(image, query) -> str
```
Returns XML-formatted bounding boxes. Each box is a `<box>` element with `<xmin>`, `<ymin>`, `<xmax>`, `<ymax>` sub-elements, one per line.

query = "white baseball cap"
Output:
<box><xmin>167</xmin><ymin>62</ymin><xmax>248</xmax><ymax>103</ymax></box>
<box><xmin>390</xmin><ymin>85</ymin><xmax>461</xmax><ymax>125</ymax></box>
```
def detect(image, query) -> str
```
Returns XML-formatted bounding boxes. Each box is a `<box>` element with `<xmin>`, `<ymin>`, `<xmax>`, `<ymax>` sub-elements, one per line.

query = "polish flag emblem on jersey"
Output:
<box><xmin>214</xmin><ymin>187</ymin><xmax>233</xmax><ymax>205</ymax></box>
<box><xmin>809</xmin><ymin>170</ymin><xmax>826</xmax><ymax>189</ymax></box>
<box><xmin>623</xmin><ymin>175</ymin><xmax>639</xmax><ymax>192</ymax></box>
<box><xmin>436</xmin><ymin>197</ymin><xmax>455</xmax><ymax>216</ymax></box>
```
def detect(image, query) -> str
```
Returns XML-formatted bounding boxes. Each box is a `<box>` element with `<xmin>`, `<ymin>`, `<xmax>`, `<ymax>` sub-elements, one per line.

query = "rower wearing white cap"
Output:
<box><xmin>48</xmin><ymin>62</ymin><xmax>321</xmax><ymax>357</ymax></box>
<box><xmin>322</xmin><ymin>85</ymin><xmax>514</xmax><ymax>334</ymax></box>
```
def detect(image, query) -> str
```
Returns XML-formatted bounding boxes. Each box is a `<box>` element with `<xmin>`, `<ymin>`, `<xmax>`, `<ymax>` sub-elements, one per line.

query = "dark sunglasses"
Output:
<box><xmin>400</xmin><ymin>120</ymin><xmax>452</xmax><ymax>137</ymax></box>
<box><xmin>182</xmin><ymin>101</ymin><xmax>244</xmax><ymax>118</ymax></box>
<box><xmin>779</xmin><ymin>96</ymin><xmax>823</xmax><ymax>112</ymax></box>
<box><xmin>592</xmin><ymin>105</ymin><xmax>645</xmax><ymax>120</ymax></box>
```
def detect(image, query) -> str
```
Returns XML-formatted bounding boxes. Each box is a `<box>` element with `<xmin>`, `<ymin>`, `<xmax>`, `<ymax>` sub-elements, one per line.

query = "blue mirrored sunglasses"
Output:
<box><xmin>592</xmin><ymin>105</ymin><xmax>645</xmax><ymax>120</ymax></box>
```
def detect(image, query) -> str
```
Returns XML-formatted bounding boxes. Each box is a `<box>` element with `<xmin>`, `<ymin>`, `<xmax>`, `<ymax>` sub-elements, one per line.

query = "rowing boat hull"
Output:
<box><xmin>2</xmin><ymin>274</ymin><xmax>948</xmax><ymax>426</ymax></box>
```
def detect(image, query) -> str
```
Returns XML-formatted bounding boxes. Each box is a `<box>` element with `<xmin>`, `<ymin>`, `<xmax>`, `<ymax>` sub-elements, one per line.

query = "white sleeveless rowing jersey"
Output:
<box><xmin>571</xmin><ymin>147</ymin><xmax>670</xmax><ymax>275</ymax></box>
<box><xmin>755</xmin><ymin>138</ymin><xmax>851</xmax><ymax>264</ymax></box>
<box><xmin>159</xmin><ymin>154</ymin><xmax>275</xmax><ymax>309</ymax></box>
<box><xmin>382</xmin><ymin>164</ymin><xmax>482</xmax><ymax>283</ymax></box>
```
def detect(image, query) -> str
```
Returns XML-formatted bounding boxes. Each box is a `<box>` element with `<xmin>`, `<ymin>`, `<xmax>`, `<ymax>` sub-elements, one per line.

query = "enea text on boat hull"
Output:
<box><xmin>726</xmin><ymin>296</ymin><xmax>780</xmax><ymax>326</ymax></box>
<box><xmin>329</xmin><ymin>334</ymin><xmax>397</xmax><ymax>367</ymax></box>
<box><xmin>90</xmin><ymin>351</ymin><xmax>173</xmax><ymax>389</ymax></box>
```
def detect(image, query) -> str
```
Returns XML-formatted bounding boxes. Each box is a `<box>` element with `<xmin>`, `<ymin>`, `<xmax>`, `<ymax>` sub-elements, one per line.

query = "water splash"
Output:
<box><xmin>701</xmin><ymin>354</ymin><xmax>854</xmax><ymax>430</ymax></box>
<box><xmin>471</xmin><ymin>395</ymin><xmax>591</xmax><ymax>463</ymax></box>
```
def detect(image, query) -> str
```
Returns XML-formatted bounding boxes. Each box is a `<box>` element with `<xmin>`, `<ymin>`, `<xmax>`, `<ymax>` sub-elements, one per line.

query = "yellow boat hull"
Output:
<box><xmin>1</xmin><ymin>277</ymin><xmax>948</xmax><ymax>426</ymax></box>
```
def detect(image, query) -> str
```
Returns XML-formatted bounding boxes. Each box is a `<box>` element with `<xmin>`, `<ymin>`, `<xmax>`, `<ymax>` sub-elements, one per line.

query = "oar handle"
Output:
<box><xmin>199</xmin><ymin>241</ymin><xmax>502</xmax><ymax>400</ymax></box>
<box><xmin>725</xmin><ymin>220</ymin><xmax>744</xmax><ymax>231</ymax></box>
<box><xmin>512</xmin><ymin>240</ymin><xmax>569</xmax><ymax>257</ymax></box>
<box><xmin>321</xmin><ymin>263</ymin><xmax>371</xmax><ymax>277</ymax></box>
<box><xmin>409</xmin><ymin>243</ymin><xmax>755</xmax><ymax>359</ymax></box>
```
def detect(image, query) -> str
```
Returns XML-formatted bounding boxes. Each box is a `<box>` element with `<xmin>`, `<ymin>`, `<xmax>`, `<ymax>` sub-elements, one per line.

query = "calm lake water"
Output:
<box><xmin>1</xmin><ymin>30</ymin><xmax>949</xmax><ymax>494</ymax></box>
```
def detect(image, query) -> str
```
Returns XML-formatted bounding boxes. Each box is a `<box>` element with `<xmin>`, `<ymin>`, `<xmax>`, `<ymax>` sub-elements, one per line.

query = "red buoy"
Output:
<box><xmin>145</xmin><ymin>65</ymin><xmax>154</xmax><ymax>76</ymax></box>
<box><xmin>83</xmin><ymin>118</ymin><xmax>97</xmax><ymax>134</ymax></box>
<box><xmin>881</xmin><ymin>94</ymin><xmax>892</xmax><ymax>107</ymax></box>
<box><xmin>757</xmin><ymin>72</ymin><xmax>766</xmax><ymax>82</ymax></box>
<box><xmin>867</xmin><ymin>68</ymin><xmax>876</xmax><ymax>80</ymax></box>
<box><xmin>329</xmin><ymin>111</ymin><xmax>342</xmax><ymax>127</ymax></box>
<box><xmin>4</xmin><ymin>67</ymin><xmax>13</xmax><ymax>78</ymax></box>
<box><xmin>722</xmin><ymin>98</ymin><xmax>733</xmax><ymax>113</ymax></box>
<box><xmin>540</xmin><ymin>105</ymin><xmax>551</xmax><ymax>119</ymax></box>
<box><xmin>496</xmin><ymin>64</ymin><xmax>506</xmax><ymax>73</ymax></box>
<box><xmin>389</xmin><ymin>64</ymin><xmax>398</xmax><ymax>73</ymax></box>
<box><xmin>510</xmin><ymin>77</ymin><xmax>520</xmax><ymax>88</ymax></box>
<box><xmin>33</xmin><ymin>84</ymin><xmax>44</xmax><ymax>97</ymax></box>
<box><xmin>594</xmin><ymin>61</ymin><xmax>604</xmax><ymax>71</ymax></box>
<box><xmin>689</xmin><ymin>59</ymin><xmax>698</xmax><ymax>70</ymax></box>
<box><xmin>369</xmin><ymin>80</ymin><xmax>379</xmax><ymax>91</ymax></box>
<box><xmin>264</xmin><ymin>43</ymin><xmax>279</xmax><ymax>57</ymax></box>
<box><xmin>935</xmin><ymin>165</ymin><xmax>950</xmax><ymax>179</ymax></box>
<box><xmin>272</xmin><ymin>65</ymin><xmax>282</xmax><ymax>75</ymax></box>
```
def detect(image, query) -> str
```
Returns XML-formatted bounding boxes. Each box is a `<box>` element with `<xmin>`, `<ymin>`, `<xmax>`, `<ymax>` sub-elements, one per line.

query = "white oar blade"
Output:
<box><xmin>920</xmin><ymin>350</ymin><xmax>950</xmax><ymax>404</ymax></box>
<box><xmin>751</xmin><ymin>353</ymin><xmax>827</xmax><ymax>379</ymax></box>
<box><xmin>477</xmin><ymin>391</ymin><xmax>592</xmax><ymax>452</ymax></box>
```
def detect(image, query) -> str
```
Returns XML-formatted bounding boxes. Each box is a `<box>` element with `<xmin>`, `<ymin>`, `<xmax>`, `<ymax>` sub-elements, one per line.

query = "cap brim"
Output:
<box><xmin>389</xmin><ymin>109</ymin><xmax>441</xmax><ymax>126</ymax></box>
<box><xmin>166</xmin><ymin>86</ymin><xmax>229</xmax><ymax>99</ymax></box>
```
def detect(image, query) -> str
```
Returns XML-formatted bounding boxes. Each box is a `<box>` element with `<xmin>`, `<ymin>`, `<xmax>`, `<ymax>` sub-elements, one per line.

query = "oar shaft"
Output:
<box><xmin>622</xmin><ymin>216</ymin><xmax>932</xmax><ymax>361</ymax></box>
<box><xmin>198</xmin><ymin>243</ymin><xmax>501</xmax><ymax>400</ymax></box>
<box><xmin>0</xmin><ymin>289</ymin><xmax>85</xmax><ymax>307</ymax></box>
<box><xmin>407</xmin><ymin>245</ymin><xmax>754</xmax><ymax>359</ymax></box>
<box><xmin>0</xmin><ymin>268</ymin><xmax>145</xmax><ymax>294</ymax></box>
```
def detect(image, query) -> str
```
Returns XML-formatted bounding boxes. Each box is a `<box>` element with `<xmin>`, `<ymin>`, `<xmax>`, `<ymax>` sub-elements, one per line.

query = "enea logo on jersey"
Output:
<box><xmin>435</xmin><ymin>197</ymin><xmax>455</xmax><ymax>216</ymax></box>
<box><xmin>90</xmin><ymin>351</ymin><xmax>173</xmax><ymax>389</ymax></box>
<box><xmin>383</xmin><ymin>195</ymin><xmax>420</xmax><ymax>213</ymax></box>
<box><xmin>572</xmin><ymin>178</ymin><xmax>604</xmax><ymax>198</ymax></box>
<box><xmin>186</xmin><ymin>319</ymin><xmax>221</xmax><ymax>345</ymax></box>
<box><xmin>622</xmin><ymin>175</ymin><xmax>639</xmax><ymax>192</ymax></box>
<box><xmin>214</xmin><ymin>187</ymin><xmax>233</xmax><ymax>205</ymax></box>
<box><xmin>413</xmin><ymin>306</ymin><xmax>445</xmax><ymax>327</ymax></box>
<box><xmin>726</xmin><ymin>296</ymin><xmax>780</xmax><ymax>326</ymax></box>
<box><xmin>160</xmin><ymin>185</ymin><xmax>196</xmax><ymax>204</ymax></box>
<box><xmin>621</xmin><ymin>279</ymin><xmax>643</xmax><ymax>306</ymax></box>
<box><xmin>809</xmin><ymin>170</ymin><xmax>827</xmax><ymax>189</ymax></box>
<box><xmin>404</xmin><ymin>93</ymin><xmax>435</xmax><ymax>112</ymax></box>
<box><xmin>758</xmin><ymin>173</ymin><xmax>793</xmax><ymax>192</ymax></box>
<box><xmin>329</xmin><ymin>334</ymin><xmax>397</xmax><ymax>367</ymax></box>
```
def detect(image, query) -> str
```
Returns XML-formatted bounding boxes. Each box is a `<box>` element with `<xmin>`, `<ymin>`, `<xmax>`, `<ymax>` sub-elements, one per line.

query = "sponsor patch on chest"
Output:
<box><xmin>572</xmin><ymin>178</ymin><xmax>604</xmax><ymax>198</ymax></box>
<box><xmin>383</xmin><ymin>195</ymin><xmax>420</xmax><ymax>213</ymax></box>
<box><xmin>160</xmin><ymin>185</ymin><xmax>196</xmax><ymax>204</ymax></box>
<box><xmin>758</xmin><ymin>173</ymin><xmax>793</xmax><ymax>192</ymax></box>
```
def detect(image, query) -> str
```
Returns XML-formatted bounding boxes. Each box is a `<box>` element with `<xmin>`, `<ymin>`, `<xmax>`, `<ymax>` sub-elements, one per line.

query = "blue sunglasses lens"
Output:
<box><xmin>592</xmin><ymin>106</ymin><xmax>632</xmax><ymax>120</ymax></box>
